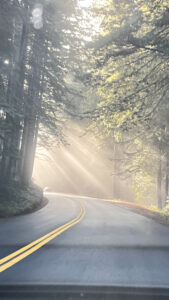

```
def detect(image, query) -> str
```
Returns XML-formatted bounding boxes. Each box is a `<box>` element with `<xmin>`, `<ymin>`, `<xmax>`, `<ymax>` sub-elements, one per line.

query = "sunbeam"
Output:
<box><xmin>33</xmin><ymin>121</ymin><xmax>133</xmax><ymax>200</ymax></box>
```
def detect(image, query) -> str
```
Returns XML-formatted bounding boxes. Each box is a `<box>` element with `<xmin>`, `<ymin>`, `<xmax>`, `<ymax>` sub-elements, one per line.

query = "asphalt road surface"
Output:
<box><xmin>1</xmin><ymin>193</ymin><xmax>169</xmax><ymax>288</ymax></box>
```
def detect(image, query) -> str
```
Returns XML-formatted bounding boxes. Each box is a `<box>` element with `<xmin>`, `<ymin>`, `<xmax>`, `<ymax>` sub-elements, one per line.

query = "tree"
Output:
<box><xmin>0</xmin><ymin>0</ymin><xmax>87</xmax><ymax>188</ymax></box>
<box><xmin>86</xmin><ymin>0</ymin><xmax>169</xmax><ymax>208</ymax></box>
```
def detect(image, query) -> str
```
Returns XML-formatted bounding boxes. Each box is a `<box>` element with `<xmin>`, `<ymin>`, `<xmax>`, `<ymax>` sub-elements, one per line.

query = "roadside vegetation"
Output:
<box><xmin>107</xmin><ymin>200</ymin><xmax>169</xmax><ymax>227</ymax></box>
<box><xmin>0</xmin><ymin>182</ymin><xmax>43</xmax><ymax>218</ymax></box>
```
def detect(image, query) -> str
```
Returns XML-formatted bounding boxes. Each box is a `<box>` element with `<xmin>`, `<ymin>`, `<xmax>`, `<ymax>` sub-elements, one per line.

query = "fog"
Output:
<box><xmin>33</xmin><ymin>121</ymin><xmax>134</xmax><ymax>201</ymax></box>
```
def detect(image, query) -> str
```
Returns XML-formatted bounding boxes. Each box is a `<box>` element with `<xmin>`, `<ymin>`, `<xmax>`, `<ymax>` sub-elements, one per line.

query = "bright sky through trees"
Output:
<box><xmin>78</xmin><ymin>0</ymin><xmax>93</xmax><ymax>8</ymax></box>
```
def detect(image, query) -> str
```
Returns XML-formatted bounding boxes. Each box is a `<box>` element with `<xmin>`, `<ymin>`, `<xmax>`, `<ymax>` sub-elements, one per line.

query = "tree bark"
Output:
<box><xmin>165</xmin><ymin>157</ymin><xmax>169</xmax><ymax>206</ymax></box>
<box><xmin>157</xmin><ymin>145</ymin><xmax>163</xmax><ymax>209</ymax></box>
<box><xmin>0</xmin><ymin>13</ymin><xmax>28</xmax><ymax>181</ymax></box>
<box><xmin>20</xmin><ymin>28</ymin><xmax>45</xmax><ymax>185</ymax></box>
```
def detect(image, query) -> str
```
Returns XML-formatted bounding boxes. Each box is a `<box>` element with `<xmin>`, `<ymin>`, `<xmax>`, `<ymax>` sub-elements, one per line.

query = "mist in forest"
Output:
<box><xmin>33</xmin><ymin>121</ymin><xmax>134</xmax><ymax>201</ymax></box>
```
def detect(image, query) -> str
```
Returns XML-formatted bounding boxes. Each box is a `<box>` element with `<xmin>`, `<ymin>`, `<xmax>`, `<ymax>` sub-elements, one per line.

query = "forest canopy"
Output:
<box><xmin>0</xmin><ymin>0</ymin><xmax>169</xmax><ymax>213</ymax></box>
<box><xmin>85</xmin><ymin>0</ymin><xmax>169</xmax><ymax>208</ymax></box>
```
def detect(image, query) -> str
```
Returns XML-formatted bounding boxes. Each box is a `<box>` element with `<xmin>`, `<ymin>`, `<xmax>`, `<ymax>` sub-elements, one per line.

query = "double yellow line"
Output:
<box><xmin>0</xmin><ymin>202</ymin><xmax>85</xmax><ymax>273</ymax></box>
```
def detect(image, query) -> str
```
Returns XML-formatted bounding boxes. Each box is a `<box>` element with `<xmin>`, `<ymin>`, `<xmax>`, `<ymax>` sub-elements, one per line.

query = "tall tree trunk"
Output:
<box><xmin>0</xmin><ymin>14</ymin><xmax>28</xmax><ymax>181</ymax></box>
<box><xmin>20</xmin><ymin>117</ymin><xmax>38</xmax><ymax>185</ymax></box>
<box><xmin>113</xmin><ymin>144</ymin><xmax>119</xmax><ymax>198</ymax></box>
<box><xmin>20</xmin><ymin>29</ymin><xmax>44</xmax><ymax>185</ymax></box>
<box><xmin>165</xmin><ymin>157</ymin><xmax>169</xmax><ymax>206</ymax></box>
<box><xmin>157</xmin><ymin>145</ymin><xmax>163</xmax><ymax>209</ymax></box>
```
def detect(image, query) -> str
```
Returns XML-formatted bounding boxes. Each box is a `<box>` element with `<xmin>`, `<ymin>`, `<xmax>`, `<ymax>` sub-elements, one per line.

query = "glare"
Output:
<box><xmin>33</xmin><ymin>122</ymin><xmax>119</xmax><ymax>199</ymax></box>
<box><xmin>4</xmin><ymin>60</ymin><xmax>9</xmax><ymax>65</ymax></box>
<box><xmin>78</xmin><ymin>0</ymin><xmax>102</xmax><ymax>38</ymax></box>
<box><xmin>33</xmin><ymin>20</ymin><xmax>43</xmax><ymax>30</ymax></box>
<box><xmin>32</xmin><ymin>4</ymin><xmax>43</xmax><ymax>30</ymax></box>
<box><xmin>78</xmin><ymin>0</ymin><xmax>93</xmax><ymax>8</ymax></box>
<box><xmin>32</xmin><ymin>6</ymin><xmax>43</xmax><ymax>18</ymax></box>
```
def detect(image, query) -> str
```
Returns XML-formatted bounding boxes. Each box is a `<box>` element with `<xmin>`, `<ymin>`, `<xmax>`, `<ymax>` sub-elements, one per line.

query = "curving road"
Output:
<box><xmin>1</xmin><ymin>193</ymin><xmax>169</xmax><ymax>288</ymax></box>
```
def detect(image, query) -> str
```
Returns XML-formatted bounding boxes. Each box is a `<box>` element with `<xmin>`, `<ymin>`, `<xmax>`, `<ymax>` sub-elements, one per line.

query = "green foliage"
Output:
<box><xmin>0</xmin><ymin>0</ymin><xmax>88</xmax><ymax>185</ymax></box>
<box><xmin>106</xmin><ymin>72</ymin><xmax>121</xmax><ymax>83</ymax></box>
<box><xmin>86</xmin><ymin>0</ymin><xmax>169</xmax><ymax>208</ymax></box>
<box><xmin>0</xmin><ymin>181</ymin><xmax>43</xmax><ymax>217</ymax></box>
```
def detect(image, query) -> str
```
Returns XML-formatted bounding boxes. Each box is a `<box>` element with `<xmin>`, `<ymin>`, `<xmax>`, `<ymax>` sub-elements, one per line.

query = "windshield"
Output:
<box><xmin>1</xmin><ymin>0</ymin><xmax>169</xmax><ymax>299</ymax></box>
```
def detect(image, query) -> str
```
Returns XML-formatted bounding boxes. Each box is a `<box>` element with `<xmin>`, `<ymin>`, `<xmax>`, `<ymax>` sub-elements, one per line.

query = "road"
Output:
<box><xmin>1</xmin><ymin>193</ymin><xmax>169</xmax><ymax>288</ymax></box>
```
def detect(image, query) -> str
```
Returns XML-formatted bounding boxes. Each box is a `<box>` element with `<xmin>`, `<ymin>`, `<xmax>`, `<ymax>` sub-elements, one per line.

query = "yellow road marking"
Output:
<box><xmin>0</xmin><ymin>211</ymin><xmax>80</xmax><ymax>265</ymax></box>
<box><xmin>0</xmin><ymin>202</ymin><xmax>85</xmax><ymax>273</ymax></box>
